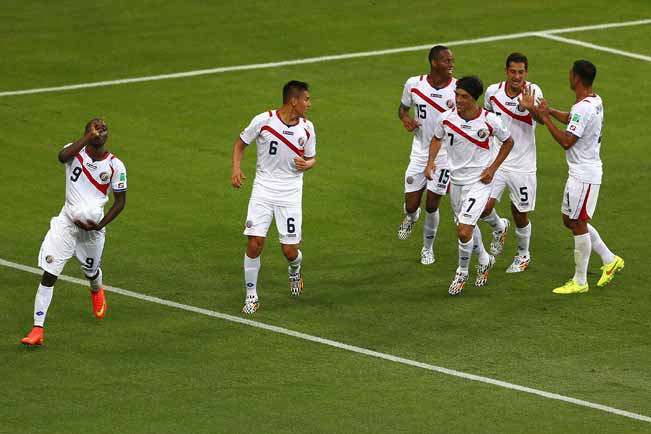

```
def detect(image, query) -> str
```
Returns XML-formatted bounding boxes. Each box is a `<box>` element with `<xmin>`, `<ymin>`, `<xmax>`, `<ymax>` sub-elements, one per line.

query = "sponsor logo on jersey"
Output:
<box><xmin>461</xmin><ymin>124</ymin><xmax>472</xmax><ymax>130</ymax></box>
<box><xmin>430</xmin><ymin>93</ymin><xmax>442</xmax><ymax>98</ymax></box>
<box><xmin>245</xmin><ymin>220</ymin><xmax>253</xmax><ymax>228</ymax></box>
<box><xmin>287</xmin><ymin>233</ymin><xmax>297</xmax><ymax>238</ymax></box>
<box><xmin>477</xmin><ymin>128</ymin><xmax>489</xmax><ymax>139</ymax></box>
<box><xmin>282</xmin><ymin>130</ymin><xmax>294</xmax><ymax>136</ymax></box>
<box><xmin>406</xmin><ymin>176</ymin><xmax>414</xmax><ymax>184</ymax></box>
<box><xmin>298</xmin><ymin>137</ymin><xmax>305</xmax><ymax>146</ymax></box>
<box><xmin>117</xmin><ymin>182</ymin><xmax>125</xmax><ymax>189</ymax></box>
<box><xmin>86</xmin><ymin>162</ymin><xmax>97</xmax><ymax>169</ymax></box>
<box><xmin>100</xmin><ymin>172</ymin><xmax>110</xmax><ymax>182</ymax></box>
<box><xmin>517</xmin><ymin>103</ymin><xmax>524</xmax><ymax>112</ymax></box>
<box><xmin>45</xmin><ymin>255</ymin><xmax>54</xmax><ymax>263</ymax></box>
<box><xmin>462</xmin><ymin>213</ymin><xmax>472</xmax><ymax>218</ymax></box>
<box><xmin>570</xmin><ymin>125</ymin><xmax>576</xmax><ymax>131</ymax></box>
<box><xmin>446</xmin><ymin>99</ymin><xmax>454</xmax><ymax>108</ymax></box>
<box><xmin>505</xmin><ymin>101</ymin><xmax>517</xmax><ymax>107</ymax></box>
<box><xmin>120</xmin><ymin>173</ymin><xmax>126</xmax><ymax>181</ymax></box>
<box><xmin>571</xmin><ymin>113</ymin><xmax>581</xmax><ymax>122</ymax></box>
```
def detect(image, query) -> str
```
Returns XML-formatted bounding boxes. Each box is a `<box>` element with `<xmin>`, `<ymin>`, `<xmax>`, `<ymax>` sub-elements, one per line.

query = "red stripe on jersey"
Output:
<box><xmin>498</xmin><ymin>81</ymin><xmax>503</xmax><ymax>90</ymax></box>
<box><xmin>490</xmin><ymin>96</ymin><xmax>533</xmax><ymax>125</ymax></box>
<box><xmin>419</xmin><ymin>75</ymin><xmax>424</xmax><ymax>81</ymax></box>
<box><xmin>268</xmin><ymin>110</ymin><xmax>273</xmax><ymax>117</ymax></box>
<box><xmin>261</xmin><ymin>126</ymin><xmax>304</xmax><ymax>156</ymax></box>
<box><xmin>485</xmin><ymin>121</ymin><xmax>493</xmax><ymax>136</ymax></box>
<box><xmin>410</xmin><ymin>88</ymin><xmax>446</xmax><ymax>113</ymax></box>
<box><xmin>443</xmin><ymin>120</ymin><xmax>490</xmax><ymax>149</ymax></box>
<box><xmin>75</xmin><ymin>154</ymin><xmax>109</xmax><ymax>195</ymax></box>
<box><xmin>579</xmin><ymin>184</ymin><xmax>592</xmax><ymax>220</ymax></box>
<box><xmin>304</xmin><ymin>128</ymin><xmax>311</xmax><ymax>141</ymax></box>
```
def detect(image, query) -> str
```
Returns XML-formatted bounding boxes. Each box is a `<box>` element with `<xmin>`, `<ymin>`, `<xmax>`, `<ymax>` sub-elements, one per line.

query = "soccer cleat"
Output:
<box><xmin>448</xmin><ymin>271</ymin><xmax>468</xmax><ymax>296</ymax></box>
<box><xmin>397</xmin><ymin>217</ymin><xmax>416</xmax><ymax>240</ymax></box>
<box><xmin>289</xmin><ymin>272</ymin><xmax>303</xmax><ymax>297</ymax></box>
<box><xmin>475</xmin><ymin>255</ymin><xmax>496</xmax><ymax>287</ymax></box>
<box><xmin>506</xmin><ymin>255</ymin><xmax>530</xmax><ymax>273</ymax></box>
<box><xmin>21</xmin><ymin>327</ymin><xmax>43</xmax><ymax>346</ymax></box>
<box><xmin>242</xmin><ymin>295</ymin><xmax>259</xmax><ymax>314</ymax></box>
<box><xmin>597</xmin><ymin>255</ymin><xmax>624</xmax><ymax>287</ymax></box>
<box><xmin>552</xmin><ymin>279</ymin><xmax>589</xmax><ymax>294</ymax></box>
<box><xmin>420</xmin><ymin>247</ymin><xmax>435</xmax><ymax>265</ymax></box>
<box><xmin>90</xmin><ymin>287</ymin><xmax>107</xmax><ymax>319</ymax></box>
<box><xmin>489</xmin><ymin>218</ymin><xmax>510</xmax><ymax>256</ymax></box>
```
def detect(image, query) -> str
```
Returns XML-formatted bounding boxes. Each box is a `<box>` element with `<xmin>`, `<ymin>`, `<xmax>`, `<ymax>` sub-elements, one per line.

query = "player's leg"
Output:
<box><xmin>459</xmin><ymin>182</ymin><xmax>495</xmax><ymax>288</ymax></box>
<box><xmin>588</xmin><ymin>224</ymin><xmax>624</xmax><ymax>287</ymax></box>
<box><xmin>398</xmin><ymin>162</ymin><xmax>426</xmax><ymax>240</ymax></box>
<box><xmin>421</xmin><ymin>166</ymin><xmax>449</xmax><ymax>265</ymax></box>
<box><xmin>448</xmin><ymin>184</ymin><xmax>470</xmax><ymax>295</ymax></box>
<box><xmin>480</xmin><ymin>172</ymin><xmax>509</xmax><ymax>256</ymax></box>
<box><xmin>276</xmin><ymin>205</ymin><xmax>303</xmax><ymax>296</ymax></box>
<box><xmin>22</xmin><ymin>215</ymin><xmax>76</xmax><ymax>345</ymax></box>
<box><xmin>506</xmin><ymin>173</ymin><xmax>536</xmax><ymax>273</ymax></box>
<box><xmin>75</xmin><ymin>229</ymin><xmax>107</xmax><ymax>319</ymax></box>
<box><xmin>242</xmin><ymin>200</ymin><xmax>273</xmax><ymax>313</ymax></box>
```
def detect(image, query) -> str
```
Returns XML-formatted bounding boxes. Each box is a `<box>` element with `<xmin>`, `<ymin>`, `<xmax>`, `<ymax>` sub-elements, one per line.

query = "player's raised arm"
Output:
<box><xmin>231</xmin><ymin>137</ymin><xmax>247</xmax><ymax>188</ymax></box>
<box><xmin>58</xmin><ymin>119</ymin><xmax>107</xmax><ymax>163</ymax></box>
<box><xmin>537</xmin><ymin>99</ymin><xmax>578</xmax><ymax>150</ymax></box>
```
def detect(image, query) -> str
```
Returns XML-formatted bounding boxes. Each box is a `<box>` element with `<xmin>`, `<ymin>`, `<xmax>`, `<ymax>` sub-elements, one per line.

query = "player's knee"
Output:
<box><xmin>247</xmin><ymin>237</ymin><xmax>265</xmax><ymax>257</ymax></box>
<box><xmin>281</xmin><ymin>244</ymin><xmax>298</xmax><ymax>260</ymax></box>
<box><xmin>457</xmin><ymin>226</ymin><xmax>473</xmax><ymax>243</ymax></box>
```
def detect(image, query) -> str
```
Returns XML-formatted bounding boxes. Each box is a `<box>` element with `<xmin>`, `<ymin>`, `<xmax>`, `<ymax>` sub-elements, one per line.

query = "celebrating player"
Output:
<box><xmin>534</xmin><ymin>60</ymin><xmax>624</xmax><ymax>294</ymax></box>
<box><xmin>21</xmin><ymin>119</ymin><xmax>127</xmax><ymax>346</ymax></box>
<box><xmin>481</xmin><ymin>53</ymin><xmax>543</xmax><ymax>273</ymax></box>
<box><xmin>426</xmin><ymin>76</ymin><xmax>514</xmax><ymax>295</ymax></box>
<box><xmin>397</xmin><ymin>45</ymin><xmax>457</xmax><ymax>265</ymax></box>
<box><xmin>231</xmin><ymin>80</ymin><xmax>317</xmax><ymax>314</ymax></box>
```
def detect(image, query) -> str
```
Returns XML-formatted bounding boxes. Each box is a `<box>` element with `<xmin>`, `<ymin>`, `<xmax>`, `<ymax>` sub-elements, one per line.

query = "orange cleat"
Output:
<box><xmin>21</xmin><ymin>327</ymin><xmax>44</xmax><ymax>346</ymax></box>
<box><xmin>90</xmin><ymin>287</ymin><xmax>107</xmax><ymax>319</ymax></box>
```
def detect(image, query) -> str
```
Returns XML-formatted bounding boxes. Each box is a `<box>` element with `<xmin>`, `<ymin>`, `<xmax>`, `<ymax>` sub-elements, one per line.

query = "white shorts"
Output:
<box><xmin>404</xmin><ymin>161</ymin><xmax>450</xmax><ymax>195</ymax></box>
<box><xmin>450</xmin><ymin>182</ymin><xmax>493</xmax><ymax>226</ymax></box>
<box><xmin>38</xmin><ymin>212</ymin><xmax>105</xmax><ymax>277</ymax></box>
<box><xmin>243</xmin><ymin>199</ymin><xmax>302</xmax><ymax>244</ymax></box>
<box><xmin>561</xmin><ymin>176</ymin><xmax>600</xmax><ymax>221</ymax></box>
<box><xmin>490</xmin><ymin>171</ymin><xmax>537</xmax><ymax>212</ymax></box>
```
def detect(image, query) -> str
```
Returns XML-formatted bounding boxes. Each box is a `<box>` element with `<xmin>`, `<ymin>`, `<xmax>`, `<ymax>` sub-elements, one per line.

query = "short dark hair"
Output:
<box><xmin>572</xmin><ymin>60</ymin><xmax>597</xmax><ymax>85</ymax></box>
<box><xmin>456</xmin><ymin>75</ymin><xmax>484</xmax><ymax>100</ymax></box>
<box><xmin>283</xmin><ymin>80</ymin><xmax>309</xmax><ymax>103</ymax></box>
<box><xmin>428</xmin><ymin>45</ymin><xmax>449</xmax><ymax>64</ymax></box>
<box><xmin>506</xmin><ymin>52</ymin><xmax>528</xmax><ymax>70</ymax></box>
<box><xmin>85</xmin><ymin>118</ymin><xmax>104</xmax><ymax>132</ymax></box>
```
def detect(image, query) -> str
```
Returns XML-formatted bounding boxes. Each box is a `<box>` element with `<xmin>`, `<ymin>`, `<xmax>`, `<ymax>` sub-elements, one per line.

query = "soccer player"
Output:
<box><xmin>481</xmin><ymin>53</ymin><xmax>544</xmax><ymax>273</ymax></box>
<box><xmin>231</xmin><ymin>80</ymin><xmax>317</xmax><ymax>314</ymax></box>
<box><xmin>534</xmin><ymin>60</ymin><xmax>624</xmax><ymax>294</ymax></box>
<box><xmin>21</xmin><ymin>119</ymin><xmax>127</xmax><ymax>345</ymax></box>
<box><xmin>397</xmin><ymin>45</ymin><xmax>457</xmax><ymax>265</ymax></box>
<box><xmin>426</xmin><ymin>76</ymin><xmax>514</xmax><ymax>295</ymax></box>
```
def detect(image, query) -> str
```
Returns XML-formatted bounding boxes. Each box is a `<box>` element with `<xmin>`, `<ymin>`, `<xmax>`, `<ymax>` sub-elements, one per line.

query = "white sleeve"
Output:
<box><xmin>484</xmin><ymin>85</ymin><xmax>496</xmax><ymax>111</ymax></box>
<box><xmin>433</xmin><ymin>116</ymin><xmax>445</xmax><ymax>140</ymax></box>
<box><xmin>111</xmin><ymin>158</ymin><xmax>127</xmax><ymax>192</ymax></box>
<box><xmin>531</xmin><ymin>83</ymin><xmax>543</xmax><ymax>103</ymax></box>
<box><xmin>487</xmin><ymin>112</ymin><xmax>510</xmax><ymax>142</ymax></box>
<box><xmin>400</xmin><ymin>78</ymin><xmax>414</xmax><ymax>108</ymax></box>
<box><xmin>239</xmin><ymin>112</ymin><xmax>269</xmax><ymax>145</ymax></box>
<box><xmin>304</xmin><ymin>121</ymin><xmax>317</xmax><ymax>158</ymax></box>
<box><xmin>566</xmin><ymin>103</ymin><xmax>590</xmax><ymax>138</ymax></box>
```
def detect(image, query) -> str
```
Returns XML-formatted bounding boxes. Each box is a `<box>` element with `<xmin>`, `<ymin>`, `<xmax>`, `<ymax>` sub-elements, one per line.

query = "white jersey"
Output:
<box><xmin>433</xmin><ymin>108</ymin><xmax>510</xmax><ymax>185</ymax></box>
<box><xmin>566</xmin><ymin>94</ymin><xmax>604</xmax><ymax>184</ymax></box>
<box><xmin>401</xmin><ymin>75</ymin><xmax>457</xmax><ymax>166</ymax></box>
<box><xmin>62</xmin><ymin>145</ymin><xmax>127</xmax><ymax>221</ymax></box>
<box><xmin>484</xmin><ymin>81</ymin><xmax>542</xmax><ymax>173</ymax></box>
<box><xmin>240</xmin><ymin>110</ymin><xmax>317</xmax><ymax>206</ymax></box>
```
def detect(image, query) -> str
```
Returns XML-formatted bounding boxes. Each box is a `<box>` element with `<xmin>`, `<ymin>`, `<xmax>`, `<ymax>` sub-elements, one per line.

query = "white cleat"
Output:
<box><xmin>506</xmin><ymin>255</ymin><xmax>530</xmax><ymax>273</ymax></box>
<box><xmin>242</xmin><ymin>295</ymin><xmax>259</xmax><ymax>314</ymax></box>
<box><xmin>489</xmin><ymin>218</ymin><xmax>510</xmax><ymax>256</ymax></box>
<box><xmin>420</xmin><ymin>247</ymin><xmax>435</xmax><ymax>265</ymax></box>
<box><xmin>397</xmin><ymin>217</ymin><xmax>416</xmax><ymax>240</ymax></box>
<box><xmin>448</xmin><ymin>271</ymin><xmax>468</xmax><ymax>296</ymax></box>
<box><xmin>289</xmin><ymin>272</ymin><xmax>303</xmax><ymax>297</ymax></box>
<box><xmin>475</xmin><ymin>255</ymin><xmax>496</xmax><ymax>287</ymax></box>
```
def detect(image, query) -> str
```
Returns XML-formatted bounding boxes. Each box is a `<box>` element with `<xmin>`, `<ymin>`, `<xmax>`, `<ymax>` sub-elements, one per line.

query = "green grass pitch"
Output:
<box><xmin>1</xmin><ymin>1</ymin><xmax>650</xmax><ymax>433</ymax></box>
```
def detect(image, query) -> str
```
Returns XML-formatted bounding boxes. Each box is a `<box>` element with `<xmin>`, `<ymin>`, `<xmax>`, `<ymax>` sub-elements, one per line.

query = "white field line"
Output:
<box><xmin>1</xmin><ymin>19</ymin><xmax>650</xmax><ymax>97</ymax></box>
<box><xmin>536</xmin><ymin>33</ymin><xmax>651</xmax><ymax>62</ymax></box>
<box><xmin>1</xmin><ymin>257</ymin><xmax>650</xmax><ymax>424</ymax></box>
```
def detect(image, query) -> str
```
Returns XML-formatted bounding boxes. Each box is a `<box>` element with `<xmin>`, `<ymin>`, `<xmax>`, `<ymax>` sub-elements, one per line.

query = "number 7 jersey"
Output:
<box><xmin>240</xmin><ymin>110</ymin><xmax>317</xmax><ymax>206</ymax></box>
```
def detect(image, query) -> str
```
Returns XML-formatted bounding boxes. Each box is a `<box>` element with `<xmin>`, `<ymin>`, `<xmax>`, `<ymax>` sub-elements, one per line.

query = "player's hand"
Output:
<box><xmin>425</xmin><ymin>162</ymin><xmax>436</xmax><ymax>181</ymax></box>
<box><xmin>74</xmin><ymin>220</ymin><xmax>100</xmax><ymax>231</ymax></box>
<box><xmin>86</xmin><ymin>119</ymin><xmax>108</xmax><ymax>139</ymax></box>
<box><xmin>519</xmin><ymin>85</ymin><xmax>536</xmax><ymax>112</ymax></box>
<box><xmin>403</xmin><ymin>118</ymin><xmax>421</xmax><ymax>132</ymax></box>
<box><xmin>536</xmin><ymin>98</ymin><xmax>551</xmax><ymax>120</ymax></box>
<box><xmin>231</xmin><ymin>167</ymin><xmax>246</xmax><ymax>188</ymax></box>
<box><xmin>293</xmin><ymin>157</ymin><xmax>312</xmax><ymax>171</ymax></box>
<box><xmin>479</xmin><ymin>167</ymin><xmax>495</xmax><ymax>184</ymax></box>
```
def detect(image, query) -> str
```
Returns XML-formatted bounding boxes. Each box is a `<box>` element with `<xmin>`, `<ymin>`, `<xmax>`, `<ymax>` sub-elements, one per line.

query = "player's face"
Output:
<box><xmin>505</xmin><ymin>62</ymin><xmax>528</xmax><ymax>92</ymax></box>
<box><xmin>454</xmin><ymin>88</ymin><xmax>476</xmax><ymax>115</ymax></box>
<box><xmin>432</xmin><ymin>50</ymin><xmax>454</xmax><ymax>77</ymax></box>
<box><xmin>293</xmin><ymin>91</ymin><xmax>311</xmax><ymax>117</ymax></box>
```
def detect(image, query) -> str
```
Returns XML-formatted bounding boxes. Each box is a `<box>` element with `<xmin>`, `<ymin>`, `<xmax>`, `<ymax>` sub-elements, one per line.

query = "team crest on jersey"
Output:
<box><xmin>477</xmin><ymin>128</ymin><xmax>489</xmax><ymax>139</ymax></box>
<box><xmin>45</xmin><ymin>255</ymin><xmax>54</xmax><ymax>264</ymax></box>
<box><xmin>100</xmin><ymin>172</ymin><xmax>110</xmax><ymax>182</ymax></box>
<box><xmin>517</xmin><ymin>103</ymin><xmax>525</xmax><ymax>112</ymax></box>
<box><xmin>406</xmin><ymin>176</ymin><xmax>414</xmax><ymax>184</ymax></box>
<box><xmin>245</xmin><ymin>220</ymin><xmax>253</xmax><ymax>228</ymax></box>
<box><xmin>446</xmin><ymin>99</ymin><xmax>454</xmax><ymax>108</ymax></box>
<box><xmin>299</xmin><ymin>137</ymin><xmax>305</xmax><ymax>146</ymax></box>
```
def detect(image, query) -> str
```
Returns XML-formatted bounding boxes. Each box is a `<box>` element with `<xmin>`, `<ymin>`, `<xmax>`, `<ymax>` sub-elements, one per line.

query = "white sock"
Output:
<box><xmin>33</xmin><ymin>284</ymin><xmax>54</xmax><ymax>327</ymax></box>
<box><xmin>89</xmin><ymin>268</ymin><xmax>103</xmax><ymax>292</ymax></box>
<box><xmin>404</xmin><ymin>204</ymin><xmax>421</xmax><ymax>223</ymax></box>
<box><xmin>515</xmin><ymin>223</ymin><xmax>532</xmax><ymax>257</ymax></box>
<box><xmin>288</xmin><ymin>249</ymin><xmax>302</xmax><ymax>274</ymax></box>
<box><xmin>573</xmin><ymin>233</ymin><xmax>591</xmax><ymax>285</ymax></box>
<box><xmin>472</xmin><ymin>225</ymin><xmax>490</xmax><ymax>265</ymax></box>
<box><xmin>458</xmin><ymin>238</ymin><xmax>473</xmax><ymax>273</ymax></box>
<box><xmin>244</xmin><ymin>254</ymin><xmax>261</xmax><ymax>299</ymax></box>
<box><xmin>423</xmin><ymin>210</ymin><xmax>440</xmax><ymax>250</ymax></box>
<box><xmin>587</xmin><ymin>224</ymin><xmax>615</xmax><ymax>265</ymax></box>
<box><xmin>481</xmin><ymin>209</ymin><xmax>505</xmax><ymax>232</ymax></box>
